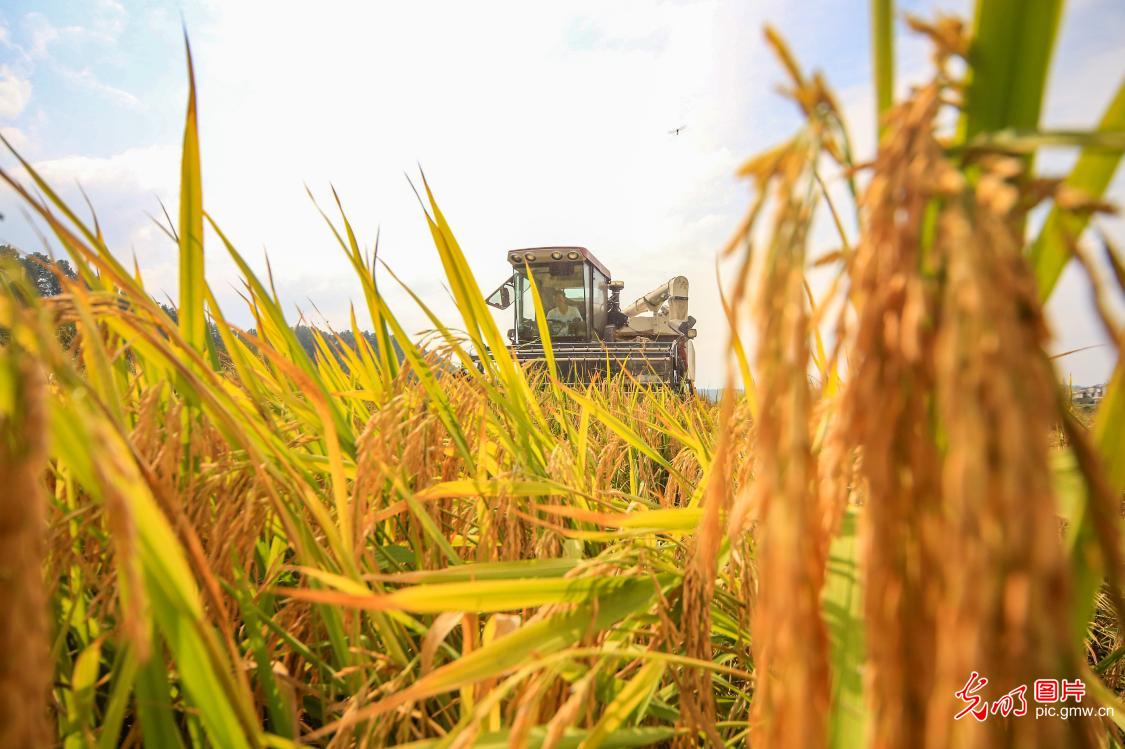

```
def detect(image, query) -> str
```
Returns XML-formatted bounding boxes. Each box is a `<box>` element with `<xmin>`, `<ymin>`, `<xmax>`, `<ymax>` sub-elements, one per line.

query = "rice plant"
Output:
<box><xmin>0</xmin><ymin>1</ymin><xmax>1123</xmax><ymax>747</ymax></box>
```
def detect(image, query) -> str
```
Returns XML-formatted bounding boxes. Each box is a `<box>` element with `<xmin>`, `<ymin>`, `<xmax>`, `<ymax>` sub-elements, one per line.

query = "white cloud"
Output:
<box><xmin>14</xmin><ymin>7</ymin><xmax>139</xmax><ymax>110</ymax></box>
<box><xmin>0</xmin><ymin>65</ymin><xmax>31</xmax><ymax>119</ymax></box>
<box><xmin>93</xmin><ymin>0</ymin><xmax>128</xmax><ymax>39</ymax></box>
<box><xmin>22</xmin><ymin>13</ymin><xmax>62</xmax><ymax>60</ymax></box>
<box><xmin>9</xmin><ymin>144</ymin><xmax>180</xmax><ymax>288</ymax></box>
<box><xmin>22</xmin><ymin>4</ymin><xmax>127</xmax><ymax>58</ymax></box>
<box><xmin>31</xmin><ymin>144</ymin><xmax>175</xmax><ymax>196</ymax></box>
<box><xmin>57</xmin><ymin>66</ymin><xmax>142</xmax><ymax>109</ymax></box>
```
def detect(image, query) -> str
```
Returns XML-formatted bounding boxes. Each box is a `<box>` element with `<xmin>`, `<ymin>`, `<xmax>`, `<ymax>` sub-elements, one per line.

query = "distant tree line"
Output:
<box><xmin>1</xmin><ymin>243</ymin><xmax>399</xmax><ymax>366</ymax></box>
<box><xmin>1</xmin><ymin>244</ymin><xmax>79</xmax><ymax>296</ymax></box>
<box><xmin>156</xmin><ymin>302</ymin><xmax>400</xmax><ymax>365</ymax></box>
<box><xmin>1</xmin><ymin>244</ymin><xmax>80</xmax><ymax>347</ymax></box>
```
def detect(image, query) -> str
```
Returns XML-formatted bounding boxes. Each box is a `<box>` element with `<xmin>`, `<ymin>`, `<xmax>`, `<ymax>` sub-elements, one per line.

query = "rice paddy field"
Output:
<box><xmin>2</xmin><ymin>2</ymin><xmax>1125</xmax><ymax>747</ymax></box>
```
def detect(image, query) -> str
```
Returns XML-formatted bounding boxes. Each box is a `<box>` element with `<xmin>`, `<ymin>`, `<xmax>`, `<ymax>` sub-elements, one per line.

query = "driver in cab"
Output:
<box><xmin>547</xmin><ymin>288</ymin><xmax>583</xmax><ymax>332</ymax></box>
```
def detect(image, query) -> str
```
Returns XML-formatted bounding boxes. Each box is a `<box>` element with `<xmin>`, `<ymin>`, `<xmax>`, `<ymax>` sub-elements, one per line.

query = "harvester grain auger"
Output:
<box><xmin>483</xmin><ymin>247</ymin><xmax>697</xmax><ymax>390</ymax></box>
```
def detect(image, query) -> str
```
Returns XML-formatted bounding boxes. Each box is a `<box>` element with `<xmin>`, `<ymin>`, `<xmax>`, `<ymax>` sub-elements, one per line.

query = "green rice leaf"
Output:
<box><xmin>305</xmin><ymin>576</ymin><xmax>665</xmax><ymax>741</ymax></box>
<box><xmin>959</xmin><ymin>0</ymin><xmax>1063</xmax><ymax>145</ymax></box>
<box><xmin>63</xmin><ymin>639</ymin><xmax>102</xmax><ymax>749</ymax></box>
<box><xmin>177</xmin><ymin>34</ymin><xmax>206</xmax><ymax>359</ymax></box>
<box><xmin>1028</xmin><ymin>80</ymin><xmax>1125</xmax><ymax>300</ymax></box>
<box><xmin>580</xmin><ymin>660</ymin><xmax>666</xmax><ymax>749</ymax></box>
<box><xmin>871</xmin><ymin>0</ymin><xmax>894</xmax><ymax>136</ymax></box>
<box><xmin>823</xmin><ymin>508</ymin><xmax>867</xmax><ymax>748</ymax></box>
<box><xmin>283</xmin><ymin>575</ymin><xmax>647</xmax><ymax>614</ymax></box>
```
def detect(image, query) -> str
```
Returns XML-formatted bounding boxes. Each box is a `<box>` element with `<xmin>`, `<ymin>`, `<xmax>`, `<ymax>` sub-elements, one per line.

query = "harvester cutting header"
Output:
<box><xmin>484</xmin><ymin>247</ymin><xmax>696</xmax><ymax>389</ymax></box>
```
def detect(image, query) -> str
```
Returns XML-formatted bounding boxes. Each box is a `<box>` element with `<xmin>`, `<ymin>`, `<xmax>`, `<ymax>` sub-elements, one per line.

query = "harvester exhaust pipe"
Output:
<box><xmin>606</xmin><ymin>280</ymin><xmax>628</xmax><ymax>332</ymax></box>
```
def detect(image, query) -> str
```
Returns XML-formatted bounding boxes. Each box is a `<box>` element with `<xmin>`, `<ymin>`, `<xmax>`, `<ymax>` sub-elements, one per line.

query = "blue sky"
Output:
<box><xmin>0</xmin><ymin>0</ymin><xmax>1122</xmax><ymax>387</ymax></box>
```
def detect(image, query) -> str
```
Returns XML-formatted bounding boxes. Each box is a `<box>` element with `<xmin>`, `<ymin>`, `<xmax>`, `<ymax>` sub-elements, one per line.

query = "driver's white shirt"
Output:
<box><xmin>547</xmin><ymin>305</ymin><xmax>582</xmax><ymax>323</ymax></box>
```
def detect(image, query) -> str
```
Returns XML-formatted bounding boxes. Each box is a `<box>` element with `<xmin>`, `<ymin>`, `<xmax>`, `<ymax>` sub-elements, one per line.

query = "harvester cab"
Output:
<box><xmin>485</xmin><ymin>247</ymin><xmax>696</xmax><ymax>389</ymax></box>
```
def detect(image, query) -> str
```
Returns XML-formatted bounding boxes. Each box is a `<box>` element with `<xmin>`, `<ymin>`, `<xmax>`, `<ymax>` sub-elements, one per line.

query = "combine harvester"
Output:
<box><xmin>484</xmin><ymin>246</ymin><xmax>697</xmax><ymax>390</ymax></box>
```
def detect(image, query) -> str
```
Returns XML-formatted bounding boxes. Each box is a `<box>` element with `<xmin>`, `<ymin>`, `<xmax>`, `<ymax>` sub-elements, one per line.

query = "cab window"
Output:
<box><xmin>516</xmin><ymin>265</ymin><xmax>588</xmax><ymax>341</ymax></box>
<box><xmin>486</xmin><ymin>274</ymin><xmax>516</xmax><ymax>310</ymax></box>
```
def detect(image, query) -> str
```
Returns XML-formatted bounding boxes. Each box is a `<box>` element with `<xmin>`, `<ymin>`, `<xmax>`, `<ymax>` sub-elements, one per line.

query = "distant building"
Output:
<box><xmin>1071</xmin><ymin>383</ymin><xmax>1106</xmax><ymax>406</ymax></box>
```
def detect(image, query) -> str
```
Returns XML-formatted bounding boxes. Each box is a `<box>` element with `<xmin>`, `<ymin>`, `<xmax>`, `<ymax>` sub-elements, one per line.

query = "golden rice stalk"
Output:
<box><xmin>0</xmin><ymin>353</ymin><xmax>51</xmax><ymax>748</ymax></box>
<box><xmin>735</xmin><ymin>134</ymin><xmax>831</xmax><ymax>748</ymax></box>
<box><xmin>722</xmin><ymin>29</ymin><xmax>843</xmax><ymax>747</ymax></box>
<box><xmin>840</xmin><ymin>51</ymin><xmax>1103</xmax><ymax>744</ymax></box>
<box><xmin>678</xmin><ymin>387</ymin><xmax>733</xmax><ymax>747</ymax></box>
<box><xmin>929</xmin><ymin>156</ymin><xmax>1096</xmax><ymax>748</ymax></box>
<box><xmin>836</xmin><ymin>79</ymin><xmax>947</xmax><ymax>749</ymax></box>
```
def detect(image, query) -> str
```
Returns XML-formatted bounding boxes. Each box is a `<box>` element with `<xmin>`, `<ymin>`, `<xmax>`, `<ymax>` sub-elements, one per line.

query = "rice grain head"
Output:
<box><xmin>837</xmin><ymin>78</ymin><xmax>947</xmax><ymax>749</ymax></box>
<box><xmin>929</xmin><ymin>154</ymin><xmax>1096</xmax><ymax>749</ymax></box>
<box><xmin>740</xmin><ymin>134</ymin><xmax>831</xmax><ymax>749</ymax></box>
